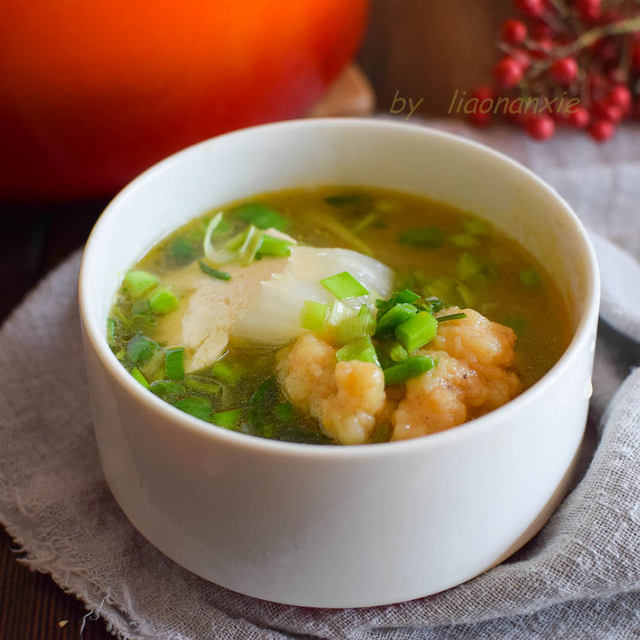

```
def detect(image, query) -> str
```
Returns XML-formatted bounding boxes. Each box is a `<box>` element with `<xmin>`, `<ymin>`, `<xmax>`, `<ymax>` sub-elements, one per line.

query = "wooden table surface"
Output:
<box><xmin>0</xmin><ymin>3</ymin><xmax>510</xmax><ymax>637</ymax></box>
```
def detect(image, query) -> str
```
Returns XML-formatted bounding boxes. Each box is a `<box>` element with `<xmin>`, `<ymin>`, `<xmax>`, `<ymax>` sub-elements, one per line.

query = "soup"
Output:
<box><xmin>107</xmin><ymin>187</ymin><xmax>571</xmax><ymax>445</ymax></box>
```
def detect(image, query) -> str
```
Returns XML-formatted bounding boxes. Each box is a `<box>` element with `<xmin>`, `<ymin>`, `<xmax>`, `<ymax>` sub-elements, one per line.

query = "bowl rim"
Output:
<box><xmin>79</xmin><ymin>117</ymin><xmax>600</xmax><ymax>460</ymax></box>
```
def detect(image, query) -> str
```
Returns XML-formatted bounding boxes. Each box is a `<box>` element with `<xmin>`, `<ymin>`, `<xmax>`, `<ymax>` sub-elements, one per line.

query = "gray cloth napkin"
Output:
<box><xmin>1</xmin><ymin>122</ymin><xmax>640</xmax><ymax>640</ymax></box>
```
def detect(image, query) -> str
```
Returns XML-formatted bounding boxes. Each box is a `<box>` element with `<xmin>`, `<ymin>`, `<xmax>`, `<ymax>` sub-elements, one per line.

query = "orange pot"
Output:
<box><xmin>0</xmin><ymin>1</ymin><xmax>368</xmax><ymax>201</ymax></box>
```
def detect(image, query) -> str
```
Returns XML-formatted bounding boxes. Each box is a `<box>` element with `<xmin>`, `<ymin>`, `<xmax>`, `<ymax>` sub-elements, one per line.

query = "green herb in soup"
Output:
<box><xmin>108</xmin><ymin>187</ymin><xmax>571</xmax><ymax>445</ymax></box>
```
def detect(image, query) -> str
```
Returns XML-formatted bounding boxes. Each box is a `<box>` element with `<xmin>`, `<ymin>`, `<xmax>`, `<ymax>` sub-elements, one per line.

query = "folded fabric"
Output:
<box><xmin>1</xmin><ymin>121</ymin><xmax>640</xmax><ymax>639</ymax></box>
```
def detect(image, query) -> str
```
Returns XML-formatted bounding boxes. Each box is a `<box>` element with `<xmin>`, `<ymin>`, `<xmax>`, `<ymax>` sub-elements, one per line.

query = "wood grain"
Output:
<box><xmin>359</xmin><ymin>0</ymin><xmax>510</xmax><ymax>116</ymax></box>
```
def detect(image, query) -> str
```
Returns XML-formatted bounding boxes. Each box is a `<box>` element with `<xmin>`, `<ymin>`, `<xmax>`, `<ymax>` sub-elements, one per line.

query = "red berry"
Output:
<box><xmin>515</xmin><ymin>0</ymin><xmax>545</xmax><ymax>18</ymax></box>
<box><xmin>576</xmin><ymin>0</ymin><xmax>601</xmax><ymax>22</ymax></box>
<box><xmin>551</xmin><ymin>108</ymin><xmax>568</xmax><ymax>123</ymax></box>
<box><xmin>501</xmin><ymin>19</ymin><xmax>528</xmax><ymax>45</ymax></box>
<box><xmin>632</xmin><ymin>42</ymin><xmax>640</xmax><ymax>71</ymax></box>
<box><xmin>531</xmin><ymin>21</ymin><xmax>553</xmax><ymax>40</ymax></box>
<box><xmin>494</xmin><ymin>57</ymin><xmax>524</xmax><ymax>88</ymax></box>
<box><xmin>595</xmin><ymin>40</ymin><xmax>619</xmax><ymax>66</ymax></box>
<box><xmin>468</xmin><ymin>111</ymin><xmax>492</xmax><ymax>128</ymax></box>
<box><xmin>567</xmin><ymin>106</ymin><xmax>590</xmax><ymax>128</ymax></box>
<box><xmin>606</xmin><ymin>68</ymin><xmax>626</xmax><ymax>85</ymax></box>
<box><xmin>592</xmin><ymin>100</ymin><xmax>624</xmax><ymax>123</ymax></box>
<box><xmin>606</xmin><ymin>85</ymin><xmax>631</xmax><ymax>112</ymax></box>
<box><xmin>587</xmin><ymin>119</ymin><xmax>615</xmax><ymax>142</ymax></box>
<box><xmin>525</xmin><ymin>114</ymin><xmax>555</xmax><ymax>140</ymax></box>
<box><xmin>550</xmin><ymin>57</ymin><xmax>579</xmax><ymax>84</ymax></box>
<box><xmin>587</xmin><ymin>72</ymin><xmax>607</xmax><ymax>98</ymax></box>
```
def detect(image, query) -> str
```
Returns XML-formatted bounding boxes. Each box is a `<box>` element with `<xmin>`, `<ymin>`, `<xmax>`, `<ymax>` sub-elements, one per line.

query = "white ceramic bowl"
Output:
<box><xmin>79</xmin><ymin>119</ymin><xmax>599</xmax><ymax>608</ymax></box>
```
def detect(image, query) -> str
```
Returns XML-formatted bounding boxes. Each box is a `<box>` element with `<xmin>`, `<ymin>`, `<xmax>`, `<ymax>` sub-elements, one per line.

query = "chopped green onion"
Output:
<box><xmin>203</xmin><ymin>212</ymin><xmax>237</xmax><ymax>266</ymax></box>
<box><xmin>389</xmin><ymin>342</ymin><xmax>408</xmax><ymax>362</ymax></box>
<box><xmin>374</xmin><ymin>199</ymin><xmax>399</xmax><ymax>213</ymax></box>
<box><xmin>376</xmin><ymin>289</ymin><xmax>420</xmax><ymax>316</ymax></box>
<box><xmin>248</xmin><ymin>376</ymin><xmax>280</xmax><ymax>430</ymax></box>
<box><xmin>258</xmin><ymin>234</ymin><xmax>293</xmax><ymax>257</ymax></box>
<box><xmin>238</xmin><ymin>225</ymin><xmax>264</xmax><ymax>265</ymax></box>
<box><xmin>462</xmin><ymin>219</ymin><xmax>491</xmax><ymax>235</ymax></box>
<box><xmin>321</xmin><ymin>271</ymin><xmax>370</xmax><ymax>300</ymax></box>
<box><xmin>335</xmin><ymin>305</ymin><xmax>375</xmax><ymax>345</ymax></box>
<box><xmin>336</xmin><ymin>336</ymin><xmax>380</xmax><ymax>366</ymax></box>
<box><xmin>351</xmin><ymin>212</ymin><xmax>379</xmax><ymax>234</ymax></box>
<box><xmin>449</xmin><ymin>234</ymin><xmax>480</xmax><ymax>248</ymax></box>
<box><xmin>306</xmin><ymin>212</ymin><xmax>373</xmax><ymax>256</ymax></box>
<box><xmin>184</xmin><ymin>376</ymin><xmax>221</xmax><ymax>395</ymax></box>
<box><xmin>421</xmin><ymin>296</ymin><xmax>446</xmax><ymax>314</ymax></box>
<box><xmin>437</xmin><ymin>312</ymin><xmax>467</xmax><ymax>323</ymax></box>
<box><xmin>126</xmin><ymin>334</ymin><xmax>157</xmax><ymax>364</ymax></box>
<box><xmin>199</xmin><ymin>260</ymin><xmax>231</xmax><ymax>281</ymax></box>
<box><xmin>140</xmin><ymin>348</ymin><xmax>165</xmax><ymax>380</ymax></box>
<box><xmin>149</xmin><ymin>379</ymin><xmax>186</xmax><ymax>401</ymax></box>
<box><xmin>456</xmin><ymin>283</ymin><xmax>475</xmax><ymax>307</ymax></box>
<box><xmin>130</xmin><ymin>367</ymin><xmax>150</xmax><ymax>389</ymax></box>
<box><xmin>300</xmin><ymin>300</ymin><xmax>329</xmax><ymax>332</ymax></box>
<box><xmin>326</xmin><ymin>300</ymin><xmax>356</xmax><ymax>327</ymax></box>
<box><xmin>165</xmin><ymin>347</ymin><xmax>185</xmax><ymax>380</ymax></box>
<box><xmin>173</xmin><ymin>396</ymin><xmax>211</xmax><ymax>420</ymax></box>
<box><xmin>457</xmin><ymin>253</ymin><xmax>497</xmax><ymax>283</ymax></box>
<box><xmin>211</xmin><ymin>360</ymin><xmax>243</xmax><ymax>386</ymax></box>
<box><xmin>398</xmin><ymin>227</ymin><xmax>444</xmax><ymax>248</ymax></box>
<box><xmin>211</xmin><ymin>408</ymin><xmax>243</xmax><ymax>429</ymax></box>
<box><xmin>519</xmin><ymin>268</ymin><xmax>541</xmax><ymax>288</ymax></box>
<box><xmin>261</xmin><ymin>423</ymin><xmax>276</xmax><ymax>438</ymax></box>
<box><xmin>383</xmin><ymin>355</ymin><xmax>436</xmax><ymax>386</ymax></box>
<box><xmin>457</xmin><ymin>253</ymin><xmax>483</xmax><ymax>280</ymax></box>
<box><xmin>275</xmin><ymin>401</ymin><xmax>294</xmax><ymax>424</ymax></box>
<box><xmin>107</xmin><ymin>317</ymin><xmax>118</xmax><ymax>346</ymax></box>
<box><xmin>149</xmin><ymin>287</ymin><xmax>179</xmax><ymax>314</ymax></box>
<box><xmin>225</xmin><ymin>229</ymin><xmax>248</xmax><ymax>251</ymax></box>
<box><xmin>168</xmin><ymin>237</ymin><xmax>198</xmax><ymax>265</ymax></box>
<box><xmin>233</xmin><ymin>202</ymin><xmax>289</xmax><ymax>231</ymax></box>
<box><xmin>421</xmin><ymin>278</ymin><xmax>468</xmax><ymax>308</ymax></box>
<box><xmin>395</xmin><ymin>311</ymin><xmax>438</xmax><ymax>352</ymax></box>
<box><xmin>375</xmin><ymin>303</ymin><xmax>418</xmax><ymax>336</ymax></box>
<box><xmin>123</xmin><ymin>270</ymin><xmax>159</xmax><ymax>298</ymax></box>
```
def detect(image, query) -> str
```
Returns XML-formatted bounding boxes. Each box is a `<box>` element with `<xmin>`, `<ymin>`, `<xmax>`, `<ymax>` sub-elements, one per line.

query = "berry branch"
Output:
<box><xmin>467</xmin><ymin>0</ymin><xmax>640</xmax><ymax>141</ymax></box>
